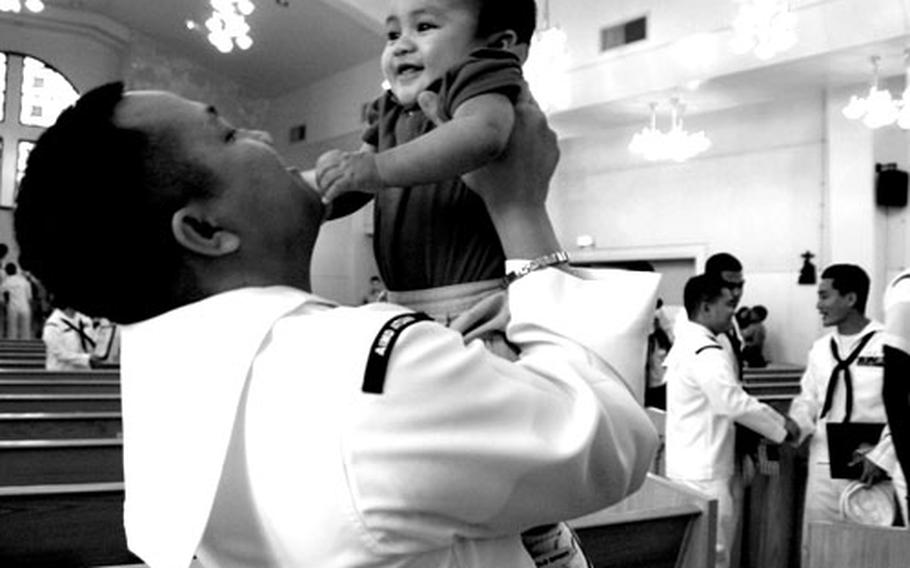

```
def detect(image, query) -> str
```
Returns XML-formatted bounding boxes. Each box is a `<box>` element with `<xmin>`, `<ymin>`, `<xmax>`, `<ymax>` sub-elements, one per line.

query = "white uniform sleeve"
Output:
<box><xmin>885</xmin><ymin>278</ymin><xmax>910</xmax><ymax>355</ymax></box>
<box><xmin>42</xmin><ymin>322</ymin><xmax>90</xmax><ymax>368</ymax></box>
<box><xmin>788</xmin><ymin>346</ymin><xmax>823</xmax><ymax>443</ymax></box>
<box><xmin>865</xmin><ymin>424</ymin><xmax>898</xmax><ymax>475</ymax></box>
<box><xmin>690</xmin><ymin>347</ymin><xmax>787</xmax><ymax>442</ymax></box>
<box><xmin>345</xmin><ymin>268</ymin><xmax>660</xmax><ymax>553</ymax></box>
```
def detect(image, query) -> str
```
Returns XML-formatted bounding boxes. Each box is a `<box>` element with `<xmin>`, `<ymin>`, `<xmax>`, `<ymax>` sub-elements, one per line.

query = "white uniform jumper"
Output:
<box><xmin>664</xmin><ymin>319</ymin><xmax>787</xmax><ymax>568</ymax></box>
<box><xmin>882</xmin><ymin>272</ymin><xmax>910</xmax><ymax>523</ymax></box>
<box><xmin>789</xmin><ymin>320</ymin><xmax>898</xmax><ymax>558</ymax></box>
<box><xmin>41</xmin><ymin>308</ymin><xmax>96</xmax><ymax>370</ymax></box>
<box><xmin>120</xmin><ymin>267</ymin><xmax>661</xmax><ymax>568</ymax></box>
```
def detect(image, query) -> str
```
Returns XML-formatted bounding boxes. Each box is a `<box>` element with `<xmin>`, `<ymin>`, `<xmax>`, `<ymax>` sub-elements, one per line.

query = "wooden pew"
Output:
<box><xmin>0</xmin><ymin>482</ymin><xmax>139</xmax><ymax>566</ymax></box>
<box><xmin>738</xmin><ymin>369</ymin><xmax>808</xmax><ymax>568</ymax></box>
<box><xmin>570</xmin><ymin>474</ymin><xmax>716</xmax><ymax>568</ymax></box>
<box><xmin>806</xmin><ymin>521</ymin><xmax>910</xmax><ymax>568</ymax></box>
<box><xmin>0</xmin><ymin>439</ymin><xmax>123</xmax><ymax>485</ymax></box>
<box><xmin>0</xmin><ymin>369</ymin><xmax>120</xmax><ymax>380</ymax></box>
<box><xmin>0</xmin><ymin>379</ymin><xmax>120</xmax><ymax>395</ymax></box>
<box><xmin>0</xmin><ymin>412</ymin><xmax>122</xmax><ymax>440</ymax></box>
<box><xmin>0</xmin><ymin>358</ymin><xmax>46</xmax><ymax>369</ymax></box>
<box><xmin>0</xmin><ymin>393</ymin><xmax>121</xmax><ymax>412</ymax></box>
<box><xmin>0</xmin><ymin>340</ymin><xmax>46</xmax><ymax>355</ymax></box>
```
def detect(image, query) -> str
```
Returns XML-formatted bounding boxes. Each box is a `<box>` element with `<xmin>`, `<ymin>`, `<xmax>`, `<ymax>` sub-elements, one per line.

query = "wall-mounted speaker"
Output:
<box><xmin>876</xmin><ymin>163</ymin><xmax>909</xmax><ymax>208</ymax></box>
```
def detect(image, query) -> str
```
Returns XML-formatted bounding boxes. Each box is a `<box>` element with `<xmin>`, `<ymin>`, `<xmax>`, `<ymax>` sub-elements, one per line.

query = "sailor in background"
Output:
<box><xmin>665</xmin><ymin>273</ymin><xmax>797</xmax><ymax>568</ymax></box>
<box><xmin>788</xmin><ymin>264</ymin><xmax>899</xmax><ymax>564</ymax></box>
<box><xmin>882</xmin><ymin>269</ymin><xmax>910</xmax><ymax>525</ymax></box>
<box><xmin>42</xmin><ymin>303</ymin><xmax>102</xmax><ymax>370</ymax></box>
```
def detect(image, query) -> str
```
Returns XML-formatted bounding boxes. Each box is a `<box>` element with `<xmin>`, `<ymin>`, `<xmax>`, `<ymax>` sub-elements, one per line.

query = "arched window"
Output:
<box><xmin>0</xmin><ymin>52</ymin><xmax>79</xmax><ymax>208</ymax></box>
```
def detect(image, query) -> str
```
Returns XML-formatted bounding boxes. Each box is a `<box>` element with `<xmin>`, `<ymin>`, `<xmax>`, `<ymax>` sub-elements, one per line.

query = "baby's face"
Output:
<box><xmin>382</xmin><ymin>0</ymin><xmax>484</xmax><ymax>106</ymax></box>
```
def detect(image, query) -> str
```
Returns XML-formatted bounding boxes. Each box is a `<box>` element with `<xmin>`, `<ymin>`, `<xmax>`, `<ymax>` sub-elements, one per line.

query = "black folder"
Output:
<box><xmin>826</xmin><ymin>422</ymin><xmax>886</xmax><ymax>479</ymax></box>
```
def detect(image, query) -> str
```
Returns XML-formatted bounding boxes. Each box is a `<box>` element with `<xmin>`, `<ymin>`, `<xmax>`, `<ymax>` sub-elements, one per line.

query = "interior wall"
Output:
<box><xmin>266</xmin><ymin>58</ymin><xmax>384</xmax><ymax>305</ymax></box>
<box><xmin>0</xmin><ymin>10</ymin><xmax>129</xmax><ymax>262</ymax></box>
<box><xmin>550</xmin><ymin>94</ymin><xmax>827</xmax><ymax>365</ymax></box>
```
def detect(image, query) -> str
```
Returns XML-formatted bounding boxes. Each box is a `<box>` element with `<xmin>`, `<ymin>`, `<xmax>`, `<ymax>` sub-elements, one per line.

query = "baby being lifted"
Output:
<box><xmin>313</xmin><ymin>0</ymin><xmax>537</xmax><ymax>294</ymax></box>
<box><xmin>313</xmin><ymin>1</ymin><xmax>591</xmax><ymax>567</ymax></box>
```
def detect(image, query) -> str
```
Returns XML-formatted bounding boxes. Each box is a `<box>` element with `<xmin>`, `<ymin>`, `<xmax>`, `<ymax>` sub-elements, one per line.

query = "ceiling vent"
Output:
<box><xmin>600</xmin><ymin>15</ymin><xmax>647</xmax><ymax>52</ymax></box>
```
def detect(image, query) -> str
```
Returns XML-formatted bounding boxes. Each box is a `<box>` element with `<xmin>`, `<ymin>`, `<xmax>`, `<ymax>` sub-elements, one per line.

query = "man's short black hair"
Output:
<box><xmin>684</xmin><ymin>273</ymin><xmax>728</xmax><ymax>319</ymax></box>
<box><xmin>821</xmin><ymin>264</ymin><xmax>870</xmax><ymax>314</ymax></box>
<box><xmin>14</xmin><ymin>82</ymin><xmax>218</xmax><ymax>324</ymax></box>
<box><xmin>705</xmin><ymin>252</ymin><xmax>743</xmax><ymax>276</ymax></box>
<box><xmin>473</xmin><ymin>0</ymin><xmax>537</xmax><ymax>45</ymax></box>
<box><xmin>751</xmin><ymin>305</ymin><xmax>768</xmax><ymax>321</ymax></box>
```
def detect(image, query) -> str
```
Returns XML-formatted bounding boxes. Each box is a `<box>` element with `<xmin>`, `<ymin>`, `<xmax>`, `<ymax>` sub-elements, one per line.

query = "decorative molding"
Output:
<box><xmin>570</xmin><ymin>243</ymin><xmax>708</xmax><ymax>270</ymax></box>
<box><xmin>0</xmin><ymin>6</ymin><xmax>131</xmax><ymax>51</ymax></box>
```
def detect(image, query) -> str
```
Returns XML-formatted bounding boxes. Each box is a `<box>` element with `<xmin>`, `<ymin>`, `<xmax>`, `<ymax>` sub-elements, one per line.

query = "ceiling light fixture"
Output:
<box><xmin>730</xmin><ymin>0</ymin><xmax>797</xmax><ymax>60</ymax></box>
<box><xmin>186</xmin><ymin>0</ymin><xmax>255</xmax><ymax>54</ymax></box>
<box><xmin>895</xmin><ymin>50</ymin><xmax>910</xmax><ymax>130</ymax></box>
<box><xmin>843</xmin><ymin>55</ymin><xmax>900</xmax><ymax>129</ymax></box>
<box><xmin>524</xmin><ymin>0</ymin><xmax>570</xmax><ymax>113</ymax></box>
<box><xmin>0</xmin><ymin>0</ymin><xmax>44</xmax><ymax>14</ymax></box>
<box><xmin>629</xmin><ymin>99</ymin><xmax>711</xmax><ymax>163</ymax></box>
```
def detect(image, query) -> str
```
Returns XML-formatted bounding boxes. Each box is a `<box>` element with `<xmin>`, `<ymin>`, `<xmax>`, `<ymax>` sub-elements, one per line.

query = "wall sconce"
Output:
<box><xmin>798</xmin><ymin>250</ymin><xmax>817</xmax><ymax>285</ymax></box>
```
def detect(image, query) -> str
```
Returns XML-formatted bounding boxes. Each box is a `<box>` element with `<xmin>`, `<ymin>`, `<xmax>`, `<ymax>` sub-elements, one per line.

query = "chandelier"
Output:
<box><xmin>629</xmin><ymin>99</ymin><xmax>711</xmax><ymax>163</ymax></box>
<box><xmin>842</xmin><ymin>55</ymin><xmax>902</xmax><ymax>129</ymax></box>
<box><xmin>187</xmin><ymin>0</ymin><xmax>255</xmax><ymax>54</ymax></box>
<box><xmin>730</xmin><ymin>0</ymin><xmax>797</xmax><ymax>60</ymax></box>
<box><xmin>524</xmin><ymin>0</ymin><xmax>570</xmax><ymax>113</ymax></box>
<box><xmin>0</xmin><ymin>0</ymin><xmax>44</xmax><ymax>13</ymax></box>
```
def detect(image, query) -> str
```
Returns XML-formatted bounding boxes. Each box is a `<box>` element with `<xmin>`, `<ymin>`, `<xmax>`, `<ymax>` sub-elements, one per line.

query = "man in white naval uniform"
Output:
<box><xmin>789</xmin><ymin>264</ymin><xmax>898</xmax><ymax>563</ymax></box>
<box><xmin>14</xmin><ymin>83</ymin><xmax>660</xmax><ymax>568</ymax></box>
<box><xmin>665</xmin><ymin>274</ymin><xmax>797</xmax><ymax>568</ymax></box>
<box><xmin>879</xmin><ymin>270</ymin><xmax>910</xmax><ymax>524</ymax></box>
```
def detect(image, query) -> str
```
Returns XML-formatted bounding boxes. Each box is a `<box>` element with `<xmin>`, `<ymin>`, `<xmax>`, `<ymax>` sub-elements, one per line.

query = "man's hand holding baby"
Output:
<box><xmin>315</xmin><ymin>149</ymin><xmax>383</xmax><ymax>204</ymax></box>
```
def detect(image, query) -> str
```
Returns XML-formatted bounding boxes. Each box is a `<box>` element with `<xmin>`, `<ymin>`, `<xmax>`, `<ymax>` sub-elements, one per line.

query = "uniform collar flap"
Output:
<box><xmin>120</xmin><ymin>286</ymin><xmax>331</xmax><ymax>568</ymax></box>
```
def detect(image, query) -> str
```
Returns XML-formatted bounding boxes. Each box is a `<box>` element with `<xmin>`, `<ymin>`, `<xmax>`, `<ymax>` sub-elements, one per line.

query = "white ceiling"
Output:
<box><xmin>37</xmin><ymin>0</ymin><xmax>910</xmax><ymax>130</ymax></box>
<box><xmin>55</xmin><ymin>0</ymin><xmax>384</xmax><ymax>97</ymax></box>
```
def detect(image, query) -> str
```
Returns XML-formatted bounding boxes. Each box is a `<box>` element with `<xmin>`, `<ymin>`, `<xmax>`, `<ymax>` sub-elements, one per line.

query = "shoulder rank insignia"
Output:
<box><xmin>695</xmin><ymin>343</ymin><xmax>722</xmax><ymax>355</ymax></box>
<box><xmin>362</xmin><ymin>312</ymin><xmax>433</xmax><ymax>394</ymax></box>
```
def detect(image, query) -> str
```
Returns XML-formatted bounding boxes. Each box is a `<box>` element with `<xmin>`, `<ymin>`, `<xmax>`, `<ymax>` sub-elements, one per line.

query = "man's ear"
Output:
<box><xmin>486</xmin><ymin>30</ymin><xmax>519</xmax><ymax>51</ymax></box>
<box><xmin>845</xmin><ymin>291</ymin><xmax>858</xmax><ymax>310</ymax></box>
<box><xmin>171</xmin><ymin>207</ymin><xmax>240</xmax><ymax>257</ymax></box>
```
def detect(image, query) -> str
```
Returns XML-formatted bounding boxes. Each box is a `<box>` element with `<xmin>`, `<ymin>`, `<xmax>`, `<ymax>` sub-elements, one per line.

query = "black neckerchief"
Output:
<box><xmin>820</xmin><ymin>330</ymin><xmax>878</xmax><ymax>422</ymax></box>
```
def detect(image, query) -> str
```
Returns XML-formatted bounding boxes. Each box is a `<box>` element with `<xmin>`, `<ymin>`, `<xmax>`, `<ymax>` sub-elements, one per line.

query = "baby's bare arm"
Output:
<box><xmin>374</xmin><ymin>93</ymin><xmax>514</xmax><ymax>187</ymax></box>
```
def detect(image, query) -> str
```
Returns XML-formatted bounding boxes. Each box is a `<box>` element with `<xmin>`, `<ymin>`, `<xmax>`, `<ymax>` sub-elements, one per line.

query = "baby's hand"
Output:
<box><xmin>315</xmin><ymin>149</ymin><xmax>383</xmax><ymax>203</ymax></box>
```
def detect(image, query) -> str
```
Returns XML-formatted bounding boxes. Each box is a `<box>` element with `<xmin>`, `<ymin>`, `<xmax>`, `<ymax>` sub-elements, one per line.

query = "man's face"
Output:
<box><xmin>719</xmin><ymin>270</ymin><xmax>745</xmax><ymax>307</ymax></box>
<box><xmin>816</xmin><ymin>278</ymin><xmax>855</xmax><ymax>328</ymax></box>
<box><xmin>114</xmin><ymin>91</ymin><xmax>324</xmax><ymax>278</ymax></box>
<box><xmin>381</xmin><ymin>0</ymin><xmax>483</xmax><ymax>106</ymax></box>
<box><xmin>703</xmin><ymin>287</ymin><xmax>737</xmax><ymax>334</ymax></box>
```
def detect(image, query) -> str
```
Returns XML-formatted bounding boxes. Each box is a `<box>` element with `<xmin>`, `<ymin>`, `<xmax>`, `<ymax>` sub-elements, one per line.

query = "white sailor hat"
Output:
<box><xmin>839</xmin><ymin>481</ymin><xmax>895</xmax><ymax>526</ymax></box>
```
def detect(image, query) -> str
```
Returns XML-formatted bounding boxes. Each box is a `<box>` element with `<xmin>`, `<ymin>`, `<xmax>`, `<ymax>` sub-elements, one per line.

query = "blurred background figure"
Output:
<box><xmin>42</xmin><ymin>303</ymin><xmax>102</xmax><ymax>370</ymax></box>
<box><xmin>646</xmin><ymin>298</ymin><xmax>673</xmax><ymax>409</ymax></box>
<box><xmin>1</xmin><ymin>262</ymin><xmax>32</xmax><ymax>339</ymax></box>
<box><xmin>93</xmin><ymin>317</ymin><xmax>121</xmax><ymax>367</ymax></box>
<box><xmin>362</xmin><ymin>275</ymin><xmax>387</xmax><ymax>304</ymax></box>
<box><xmin>736</xmin><ymin>306</ymin><xmax>752</xmax><ymax>331</ymax></box>
<box><xmin>743</xmin><ymin>305</ymin><xmax>769</xmax><ymax>368</ymax></box>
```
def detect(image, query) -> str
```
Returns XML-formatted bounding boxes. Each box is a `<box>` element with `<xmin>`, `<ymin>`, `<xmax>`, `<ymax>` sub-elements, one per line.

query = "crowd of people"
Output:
<box><xmin>4</xmin><ymin>0</ymin><xmax>908</xmax><ymax>566</ymax></box>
